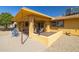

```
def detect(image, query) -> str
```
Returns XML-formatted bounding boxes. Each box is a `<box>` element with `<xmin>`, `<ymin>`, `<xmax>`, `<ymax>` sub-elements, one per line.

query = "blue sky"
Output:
<box><xmin>0</xmin><ymin>6</ymin><xmax>78</xmax><ymax>17</ymax></box>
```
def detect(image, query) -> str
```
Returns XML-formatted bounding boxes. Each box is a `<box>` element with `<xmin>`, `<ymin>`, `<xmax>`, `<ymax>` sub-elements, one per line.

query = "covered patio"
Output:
<box><xmin>15</xmin><ymin>8</ymin><xmax>63</xmax><ymax>46</ymax></box>
<box><xmin>15</xmin><ymin>8</ymin><xmax>52</xmax><ymax>35</ymax></box>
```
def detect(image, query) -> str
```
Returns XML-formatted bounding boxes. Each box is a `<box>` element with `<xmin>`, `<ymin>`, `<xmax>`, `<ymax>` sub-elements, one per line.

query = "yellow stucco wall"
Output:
<box><xmin>44</xmin><ymin>21</ymin><xmax>51</xmax><ymax>32</ymax></box>
<box><xmin>50</xmin><ymin>18</ymin><xmax>79</xmax><ymax>36</ymax></box>
<box><xmin>48</xmin><ymin>31</ymin><xmax>63</xmax><ymax>47</ymax></box>
<box><xmin>30</xmin><ymin>31</ymin><xmax>63</xmax><ymax>46</ymax></box>
<box><xmin>30</xmin><ymin>33</ymin><xmax>48</xmax><ymax>46</ymax></box>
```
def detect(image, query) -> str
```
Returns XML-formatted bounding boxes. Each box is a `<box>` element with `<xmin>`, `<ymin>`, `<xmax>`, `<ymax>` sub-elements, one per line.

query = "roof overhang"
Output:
<box><xmin>21</xmin><ymin>8</ymin><xmax>52</xmax><ymax>19</ymax></box>
<box><xmin>53</xmin><ymin>14</ymin><xmax>79</xmax><ymax>20</ymax></box>
<box><xmin>15</xmin><ymin>7</ymin><xmax>54</xmax><ymax>22</ymax></box>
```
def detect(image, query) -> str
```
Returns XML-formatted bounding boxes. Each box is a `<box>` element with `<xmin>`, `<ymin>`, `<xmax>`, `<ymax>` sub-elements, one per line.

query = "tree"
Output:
<box><xmin>65</xmin><ymin>7</ymin><xmax>79</xmax><ymax>16</ymax></box>
<box><xmin>65</xmin><ymin>8</ymin><xmax>72</xmax><ymax>16</ymax></box>
<box><xmin>0</xmin><ymin>12</ymin><xmax>13</xmax><ymax>29</ymax></box>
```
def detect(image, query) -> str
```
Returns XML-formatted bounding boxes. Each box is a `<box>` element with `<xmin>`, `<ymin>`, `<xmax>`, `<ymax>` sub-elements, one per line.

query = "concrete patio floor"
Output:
<box><xmin>39</xmin><ymin>32</ymin><xmax>56</xmax><ymax>37</ymax></box>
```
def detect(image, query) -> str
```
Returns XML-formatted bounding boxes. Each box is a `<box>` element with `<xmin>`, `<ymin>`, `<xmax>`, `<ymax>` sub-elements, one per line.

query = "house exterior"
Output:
<box><xmin>15</xmin><ymin>8</ymin><xmax>79</xmax><ymax>46</ymax></box>
<box><xmin>50</xmin><ymin>15</ymin><xmax>79</xmax><ymax>36</ymax></box>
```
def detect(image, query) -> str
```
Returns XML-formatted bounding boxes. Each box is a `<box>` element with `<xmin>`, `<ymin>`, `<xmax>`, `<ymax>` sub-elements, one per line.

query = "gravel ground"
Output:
<box><xmin>45</xmin><ymin>34</ymin><xmax>79</xmax><ymax>52</ymax></box>
<box><xmin>0</xmin><ymin>31</ymin><xmax>79</xmax><ymax>52</ymax></box>
<box><xmin>0</xmin><ymin>31</ymin><xmax>46</xmax><ymax>52</ymax></box>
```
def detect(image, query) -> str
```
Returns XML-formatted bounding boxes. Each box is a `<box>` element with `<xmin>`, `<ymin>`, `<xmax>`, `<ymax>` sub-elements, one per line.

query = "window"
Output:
<box><xmin>51</xmin><ymin>21</ymin><xmax>64</xmax><ymax>27</ymax></box>
<box><xmin>51</xmin><ymin>21</ymin><xmax>57</xmax><ymax>26</ymax></box>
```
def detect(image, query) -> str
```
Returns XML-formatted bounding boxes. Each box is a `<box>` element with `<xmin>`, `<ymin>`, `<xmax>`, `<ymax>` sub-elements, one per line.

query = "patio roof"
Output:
<box><xmin>21</xmin><ymin>8</ymin><xmax>52</xmax><ymax>19</ymax></box>
<box><xmin>15</xmin><ymin>7</ymin><xmax>54</xmax><ymax>21</ymax></box>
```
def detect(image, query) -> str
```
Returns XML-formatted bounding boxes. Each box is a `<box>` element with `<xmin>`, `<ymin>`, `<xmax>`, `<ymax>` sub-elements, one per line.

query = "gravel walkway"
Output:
<box><xmin>0</xmin><ymin>31</ymin><xmax>46</xmax><ymax>52</ymax></box>
<box><xmin>1</xmin><ymin>31</ymin><xmax>79</xmax><ymax>52</ymax></box>
<box><xmin>45</xmin><ymin>34</ymin><xmax>79</xmax><ymax>52</ymax></box>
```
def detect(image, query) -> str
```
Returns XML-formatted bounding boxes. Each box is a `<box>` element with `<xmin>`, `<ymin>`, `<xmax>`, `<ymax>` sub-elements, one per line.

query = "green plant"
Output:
<box><xmin>0</xmin><ymin>12</ymin><xmax>13</xmax><ymax>29</ymax></box>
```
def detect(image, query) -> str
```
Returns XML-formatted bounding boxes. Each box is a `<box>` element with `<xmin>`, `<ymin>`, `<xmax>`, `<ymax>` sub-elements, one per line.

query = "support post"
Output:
<box><xmin>45</xmin><ymin>21</ymin><xmax>50</xmax><ymax>32</ymax></box>
<box><xmin>29</xmin><ymin>15</ymin><xmax>34</xmax><ymax>38</ymax></box>
<box><xmin>21</xmin><ymin>22</ymin><xmax>23</xmax><ymax>44</ymax></box>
